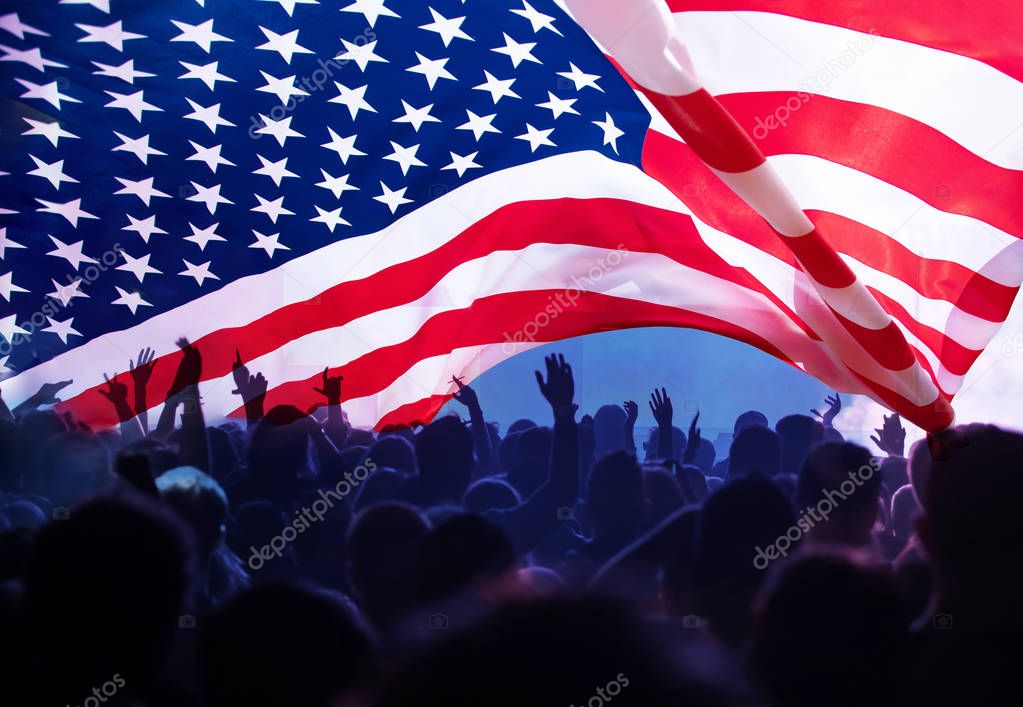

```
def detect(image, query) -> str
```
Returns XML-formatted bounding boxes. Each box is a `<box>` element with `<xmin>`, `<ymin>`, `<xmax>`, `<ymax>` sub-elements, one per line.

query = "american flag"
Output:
<box><xmin>0</xmin><ymin>0</ymin><xmax>1018</xmax><ymax>432</ymax></box>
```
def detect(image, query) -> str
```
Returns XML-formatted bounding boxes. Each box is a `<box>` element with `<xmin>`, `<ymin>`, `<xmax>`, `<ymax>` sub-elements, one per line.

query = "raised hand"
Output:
<box><xmin>683</xmin><ymin>410</ymin><xmax>702</xmax><ymax>464</ymax></box>
<box><xmin>313</xmin><ymin>367</ymin><xmax>343</xmax><ymax>404</ymax></box>
<box><xmin>649</xmin><ymin>387</ymin><xmax>673</xmax><ymax>428</ymax></box>
<box><xmin>168</xmin><ymin>337</ymin><xmax>202</xmax><ymax>399</ymax></box>
<box><xmin>535</xmin><ymin>353</ymin><xmax>575</xmax><ymax>420</ymax></box>
<box><xmin>811</xmin><ymin>392</ymin><xmax>842</xmax><ymax>428</ymax></box>
<box><xmin>231</xmin><ymin>350</ymin><xmax>268</xmax><ymax>403</ymax></box>
<box><xmin>451</xmin><ymin>375</ymin><xmax>479</xmax><ymax>409</ymax></box>
<box><xmin>129</xmin><ymin>347</ymin><xmax>157</xmax><ymax>388</ymax></box>
<box><xmin>25</xmin><ymin>380</ymin><xmax>74</xmax><ymax>408</ymax></box>
<box><xmin>623</xmin><ymin>400</ymin><xmax>638</xmax><ymax>427</ymax></box>
<box><xmin>98</xmin><ymin>372</ymin><xmax>129</xmax><ymax>406</ymax></box>
<box><xmin>871</xmin><ymin>412</ymin><xmax>906</xmax><ymax>457</ymax></box>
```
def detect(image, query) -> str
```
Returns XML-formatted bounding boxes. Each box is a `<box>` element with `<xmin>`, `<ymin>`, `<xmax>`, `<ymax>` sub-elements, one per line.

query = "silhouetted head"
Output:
<box><xmin>752</xmin><ymin>551</ymin><xmax>911</xmax><ymax>707</ymax></box>
<box><xmin>507</xmin><ymin>426</ymin><xmax>553</xmax><ymax>496</ymax></box>
<box><xmin>728</xmin><ymin>426</ymin><xmax>780</xmax><ymax>477</ymax></box>
<box><xmin>676</xmin><ymin>463</ymin><xmax>709</xmax><ymax>503</ymax></box>
<box><xmin>593</xmin><ymin>404</ymin><xmax>628</xmax><ymax>457</ymax></box>
<box><xmin>246</xmin><ymin>405</ymin><xmax>317</xmax><ymax>501</ymax></box>
<box><xmin>644</xmin><ymin>468</ymin><xmax>684</xmax><ymax>526</ymax></box>
<box><xmin>157</xmin><ymin>466</ymin><xmax>229</xmax><ymax>558</ymax></box>
<box><xmin>415</xmin><ymin>416</ymin><xmax>474</xmax><ymax>505</ymax></box>
<box><xmin>347</xmin><ymin>502</ymin><xmax>430</xmax><ymax>629</ymax></box>
<box><xmin>416</xmin><ymin>513</ymin><xmax>516</xmax><ymax>604</ymax></box>
<box><xmin>587</xmin><ymin>451</ymin><xmax>645</xmax><ymax>543</ymax></box>
<box><xmin>366</xmin><ymin>434</ymin><xmax>417</xmax><ymax>475</ymax></box>
<box><xmin>643</xmin><ymin>426</ymin><xmax>686</xmax><ymax>461</ymax></box>
<box><xmin>691</xmin><ymin>438</ymin><xmax>716</xmax><ymax>473</ymax></box>
<box><xmin>694</xmin><ymin>475</ymin><xmax>795</xmax><ymax>645</ymax></box>
<box><xmin>24</xmin><ymin>495</ymin><xmax>193</xmax><ymax>703</ymax></box>
<box><xmin>880</xmin><ymin>455</ymin><xmax>909</xmax><ymax>491</ymax></box>
<box><xmin>917</xmin><ymin>424</ymin><xmax>1023</xmax><ymax>616</ymax></box>
<box><xmin>507</xmin><ymin>418</ymin><xmax>536</xmax><ymax>435</ymax></box>
<box><xmin>352</xmin><ymin>467</ymin><xmax>405</xmax><ymax>512</ymax></box>
<box><xmin>200</xmin><ymin>583</ymin><xmax>377</xmax><ymax>707</ymax></box>
<box><xmin>775</xmin><ymin>414</ymin><xmax>823</xmax><ymax>475</ymax></box>
<box><xmin>734</xmin><ymin>410</ymin><xmax>768</xmax><ymax>435</ymax></box>
<box><xmin>890</xmin><ymin>484</ymin><xmax>920</xmax><ymax>544</ymax></box>
<box><xmin>463</xmin><ymin>477</ymin><xmax>521</xmax><ymax>514</ymax></box>
<box><xmin>796</xmin><ymin>442</ymin><xmax>881</xmax><ymax>548</ymax></box>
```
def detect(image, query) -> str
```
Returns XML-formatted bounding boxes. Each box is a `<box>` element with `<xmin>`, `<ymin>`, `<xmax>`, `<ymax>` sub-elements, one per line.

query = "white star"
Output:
<box><xmin>104</xmin><ymin>89</ymin><xmax>162</xmax><ymax>122</ymax></box>
<box><xmin>419</xmin><ymin>8</ymin><xmax>472</xmax><ymax>47</ymax></box>
<box><xmin>0</xmin><ymin>271</ymin><xmax>28</xmax><ymax>302</ymax></box>
<box><xmin>123</xmin><ymin>214</ymin><xmax>166</xmax><ymax>243</ymax></box>
<box><xmin>179</xmin><ymin>259</ymin><xmax>220</xmax><ymax>286</ymax></box>
<box><xmin>184</xmin><ymin>99</ymin><xmax>235</xmax><ymax>133</ymax></box>
<box><xmin>0</xmin><ymin>313</ymin><xmax>29</xmax><ymax>343</ymax></box>
<box><xmin>115</xmin><ymin>176</ymin><xmax>170</xmax><ymax>207</ymax></box>
<box><xmin>171</xmin><ymin>19</ymin><xmax>232</xmax><ymax>53</ymax></box>
<box><xmin>457</xmin><ymin>110</ymin><xmax>500</xmax><ymax>141</ymax></box>
<box><xmin>259</xmin><ymin>0</ymin><xmax>319</xmax><ymax>16</ymax></box>
<box><xmin>316</xmin><ymin>170</ymin><xmax>359</xmax><ymax>199</ymax></box>
<box><xmin>329</xmin><ymin>82</ymin><xmax>376</xmax><ymax>120</ymax></box>
<box><xmin>0</xmin><ymin>12</ymin><xmax>48</xmax><ymax>40</ymax></box>
<box><xmin>255</xmin><ymin>114</ymin><xmax>304</xmax><ymax>147</ymax></box>
<box><xmin>311</xmin><ymin>205</ymin><xmax>350</xmax><ymax>233</ymax></box>
<box><xmin>61</xmin><ymin>0</ymin><xmax>111</xmax><ymax>11</ymax></box>
<box><xmin>76</xmin><ymin>20</ymin><xmax>145</xmax><ymax>51</ymax></box>
<box><xmin>28</xmin><ymin>155</ymin><xmax>78</xmax><ymax>190</ymax></box>
<box><xmin>474</xmin><ymin>71</ymin><xmax>520</xmax><ymax>104</ymax></box>
<box><xmin>187</xmin><ymin>182</ymin><xmax>234</xmax><ymax>215</ymax></box>
<box><xmin>492</xmin><ymin>33</ymin><xmax>540</xmax><ymax>68</ymax></box>
<box><xmin>321</xmin><ymin>129</ymin><xmax>366</xmax><ymax>164</ymax></box>
<box><xmin>593</xmin><ymin>112</ymin><xmax>625</xmax><ymax>154</ymax></box>
<box><xmin>47</xmin><ymin>278</ymin><xmax>89</xmax><ymax>308</ymax></box>
<box><xmin>92</xmin><ymin>58</ymin><xmax>154</xmax><ymax>84</ymax></box>
<box><xmin>42</xmin><ymin>317</ymin><xmax>81</xmax><ymax>344</ymax></box>
<box><xmin>117</xmin><ymin>250</ymin><xmax>161</xmax><ymax>283</ymax></box>
<box><xmin>187</xmin><ymin>141</ymin><xmax>235</xmax><ymax>173</ymax></box>
<box><xmin>184</xmin><ymin>222</ymin><xmax>226</xmax><ymax>250</ymax></box>
<box><xmin>0</xmin><ymin>43</ymin><xmax>66</xmax><ymax>72</ymax></box>
<box><xmin>252</xmin><ymin>194</ymin><xmax>294</xmax><ymax>223</ymax></box>
<box><xmin>22</xmin><ymin>118</ymin><xmax>78</xmax><ymax>147</ymax></box>
<box><xmin>442</xmin><ymin>150</ymin><xmax>482</xmax><ymax>178</ymax></box>
<box><xmin>111</xmin><ymin>287</ymin><xmax>151</xmax><ymax>315</ymax></box>
<box><xmin>112</xmin><ymin>132</ymin><xmax>166</xmax><ymax>165</ymax></box>
<box><xmin>340</xmin><ymin>0</ymin><xmax>399</xmax><ymax>27</ymax></box>
<box><xmin>0</xmin><ymin>228</ymin><xmax>25</xmax><ymax>260</ymax></box>
<box><xmin>36</xmin><ymin>198</ymin><xmax>97</xmax><ymax>228</ymax></box>
<box><xmin>179</xmin><ymin>60</ymin><xmax>236</xmax><ymax>91</ymax></box>
<box><xmin>249</xmin><ymin>229</ymin><xmax>290</xmax><ymax>258</ymax></box>
<box><xmin>257</xmin><ymin>71</ymin><xmax>309</xmax><ymax>104</ymax></box>
<box><xmin>511</xmin><ymin>1</ymin><xmax>562</xmax><ymax>35</ymax></box>
<box><xmin>393</xmin><ymin>100</ymin><xmax>440</xmax><ymax>132</ymax></box>
<box><xmin>254</xmin><ymin>155</ymin><xmax>298</xmax><ymax>186</ymax></box>
<box><xmin>557</xmin><ymin>62</ymin><xmax>603</xmax><ymax>92</ymax></box>
<box><xmin>337</xmin><ymin>38</ymin><xmax>388</xmax><ymax>72</ymax></box>
<box><xmin>256</xmin><ymin>27</ymin><xmax>313</xmax><ymax>64</ymax></box>
<box><xmin>516</xmin><ymin>123</ymin><xmax>556</xmax><ymax>152</ymax></box>
<box><xmin>47</xmin><ymin>235</ymin><xmax>97</xmax><ymax>270</ymax></box>
<box><xmin>384</xmin><ymin>141</ymin><xmax>426</xmax><ymax>176</ymax></box>
<box><xmin>406</xmin><ymin>52</ymin><xmax>455</xmax><ymax>90</ymax></box>
<box><xmin>536</xmin><ymin>91</ymin><xmax>578</xmax><ymax>119</ymax></box>
<box><xmin>374</xmin><ymin>182</ymin><xmax>412</xmax><ymax>214</ymax></box>
<box><xmin>16</xmin><ymin>79</ymin><xmax>80</xmax><ymax>110</ymax></box>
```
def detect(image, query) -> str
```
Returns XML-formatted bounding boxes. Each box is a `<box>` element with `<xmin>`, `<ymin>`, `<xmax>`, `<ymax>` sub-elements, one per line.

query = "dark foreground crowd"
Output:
<box><xmin>0</xmin><ymin>341</ymin><xmax>1020</xmax><ymax>707</ymax></box>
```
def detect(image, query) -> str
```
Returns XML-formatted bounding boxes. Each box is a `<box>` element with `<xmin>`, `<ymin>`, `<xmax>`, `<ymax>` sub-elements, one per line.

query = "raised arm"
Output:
<box><xmin>12</xmin><ymin>380</ymin><xmax>73</xmax><ymax>418</ymax></box>
<box><xmin>313</xmin><ymin>367</ymin><xmax>348</xmax><ymax>449</ymax></box>
<box><xmin>623</xmin><ymin>400</ymin><xmax>638</xmax><ymax>454</ymax></box>
<box><xmin>649</xmin><ymin>387</ymin><xmax>674</xmax><ymax>460</ymax></box>
<box><xmin>129</xmin><ymin>347</ymin><xmax>156</xmax><ymax>435</ymax></box>
<box><xmin>451</xmin><ymin>376</ymin><xmax>494</xmax><ymax>477</ymax></box>
<box><xmin>231</xmin><ymin>350</ymin><xmax>267</xmax><ymax>430</ymax></box>
<box><xmin>98</xmin><ymin>372</ymin><xmax>144</xmax><ymax>443</ymax></box>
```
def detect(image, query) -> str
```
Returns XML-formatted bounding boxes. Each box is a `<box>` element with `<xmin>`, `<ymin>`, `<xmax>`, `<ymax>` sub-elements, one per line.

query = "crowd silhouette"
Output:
<box><xmin>0</xmin><ymin>339</ymin><xmax>1020</xmax><ymax>706</ymax></box>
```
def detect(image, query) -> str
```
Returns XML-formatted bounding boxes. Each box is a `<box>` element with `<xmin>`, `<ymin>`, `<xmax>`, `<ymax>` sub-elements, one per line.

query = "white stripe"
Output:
<box><xmin>674</xmin><ymin>10</ymin><xmax>1023</xmax><ymax>170</ymax></box>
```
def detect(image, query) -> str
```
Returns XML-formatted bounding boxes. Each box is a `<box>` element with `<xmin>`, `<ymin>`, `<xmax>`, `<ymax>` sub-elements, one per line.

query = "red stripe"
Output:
<box><xmin>54</xmin><ymin>197</ymin><xmax>812</xmax><ymax>427</ymax></box>
<box><xmin>851</xmin><ymin>368</ymin><xmax>955</xmax><ymax>432</ymax></box>
<box><xmin>779</xmin><ymin>227</ymin><xmax>856</xmax><ymax>289</ymax></box>
<box><xmin>666</xmin><ymin>0</ymin><xmax>1023</xmax><ymax>86</ymax></box>
<box><xmin>640</xmin><ymin>88</ymin><xmax>766</xmax><ymax>173</ymax></box>
<box><xmin>233</xmin><ymin>288</ymin><xmax>801</xmax><ymax>423</ymax></box>
<box><xmin>642</xmin><ymin>129</ymin><xmax>1017</xmax><ymax>323</ymax></box>
<box><xmin>717</xmin><ymin>91</ymin><xmax>1023</xmax><ymax>241</ymax></box>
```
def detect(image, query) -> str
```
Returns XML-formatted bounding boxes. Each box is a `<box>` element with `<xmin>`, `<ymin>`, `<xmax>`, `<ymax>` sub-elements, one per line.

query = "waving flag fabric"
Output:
<box><xmin>0</xmin><ymin>0</ymin><xmax>1019</xmax><ymax>431</ymax></box>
